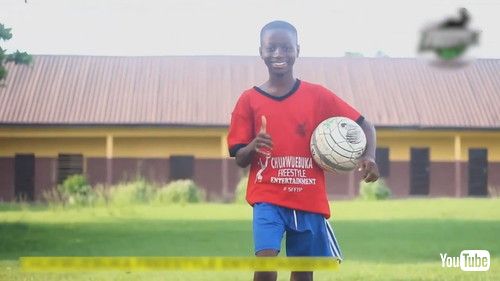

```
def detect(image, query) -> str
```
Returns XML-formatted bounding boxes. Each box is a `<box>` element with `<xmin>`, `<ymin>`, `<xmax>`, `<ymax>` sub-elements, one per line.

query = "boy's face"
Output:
<box><xmin>259</xmin><ymin>29</ymin><xmax>300</xmax><ymax>76</ymax></box>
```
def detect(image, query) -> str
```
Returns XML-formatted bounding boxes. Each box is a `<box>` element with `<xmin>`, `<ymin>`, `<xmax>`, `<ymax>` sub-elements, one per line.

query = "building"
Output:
<box><xmin>1</xmin><ymin>55</ymin><xmax>499</xmax><ymax>201</ymax></box>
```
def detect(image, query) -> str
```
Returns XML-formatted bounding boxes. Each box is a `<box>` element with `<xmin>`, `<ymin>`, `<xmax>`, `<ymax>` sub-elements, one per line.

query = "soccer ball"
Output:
<box><xmin>310</xmin><ymin>117</ymin><xmax>367</xmax><ymax>172</ymax></box>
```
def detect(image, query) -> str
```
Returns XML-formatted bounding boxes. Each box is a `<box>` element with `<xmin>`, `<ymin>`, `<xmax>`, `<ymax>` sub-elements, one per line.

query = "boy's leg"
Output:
<box><xmin>253</xmin><ymin>203</ymin><xmax>286</xmax><ymax>281</ymax></box>
<box><xmin>254</xmin><ymin>249</ymin><xmax>279</xmax><ymax>281</ymax></box>
<box><xmin>290</xmin><ymin>271</ymin><xmax>313</xmax><ymax>281</ymax></box>
<box><xmin>286</xmin><ymin>212</ymin><xmax>343</xmax><ymax>259</ymax></box>
<box><xmin>286</xmin><ymin>210</ymin><xmax>343</xmax><ymax>281</ymax></box>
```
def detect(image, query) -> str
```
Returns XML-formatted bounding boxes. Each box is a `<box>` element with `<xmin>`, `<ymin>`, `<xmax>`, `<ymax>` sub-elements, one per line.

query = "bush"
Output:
<box><xmin>359</xmin><ymin>178</ymin><xmax>391</xmax><ymax>200</ymax></box>
<box><xmin>233</xmin><ymin>176</ymin><xmax>248</xmax><ymax>204</ymax></box>
<box><xmin>42</xmin><ymin>187</ymin><xmax>64</xmax><ymax>207</ymax></box>
<box><xmin>109</xmin><ymin>178</ymin><xmax>156</xmax><ymax>206</ymax></box>
<box><xmin>154</xmin><ymin>180</ymin><xmax>204</xmax><ymax>204</ymax></box>
<box><xmin>91</xmin><ymin>184</ymin><xmax>110</xmax><ymax>206</ymax></box>
<box><xmin>57</xmin><ymin>174</ymin><xmax>93</xmax><ymax>205</ymax></box>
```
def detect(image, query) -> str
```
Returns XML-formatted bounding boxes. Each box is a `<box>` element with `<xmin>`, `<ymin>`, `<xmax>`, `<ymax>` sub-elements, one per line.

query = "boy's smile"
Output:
<box><xmin>260</xmin><ymin>29</ymin><xmax>299</xmax><ymax>76</ymax></box>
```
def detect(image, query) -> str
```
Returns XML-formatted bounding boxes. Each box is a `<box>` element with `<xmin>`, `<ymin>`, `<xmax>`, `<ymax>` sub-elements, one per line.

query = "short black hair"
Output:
<box><xmin>260</xmin><ymin>20</ymin><xmax>298</xmax><ymax>45</ymax></box>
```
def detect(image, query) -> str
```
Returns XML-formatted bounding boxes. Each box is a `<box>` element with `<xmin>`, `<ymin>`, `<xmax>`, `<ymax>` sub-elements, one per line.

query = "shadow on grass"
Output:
<box><xmin>1</xmin><ymin>219</ymin><xmax>498</xmax><ymax>263</ymax></box>
<box><xmin>0</xmin><ymin>203</ymin><xmax>49</xmax><ymax>212</ymax></box>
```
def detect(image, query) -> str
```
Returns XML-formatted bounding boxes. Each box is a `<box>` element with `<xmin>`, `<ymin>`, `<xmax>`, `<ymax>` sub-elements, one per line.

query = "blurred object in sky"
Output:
<box><xmin>418</xmin><ymin>8</ymin><xmax>480</xmax><ymax>64</ymax></box>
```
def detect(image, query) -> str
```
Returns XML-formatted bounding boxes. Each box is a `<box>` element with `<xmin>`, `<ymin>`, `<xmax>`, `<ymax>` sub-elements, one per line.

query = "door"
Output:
<box><xmin>410</xmin><ymin>148</ymin><xmax>429</xmax><ymax>195</ymax></box>
<box><xmin>14</xmin><ymin>154</ymin><xmax>35</xmax><ymax>201</ymax></box>
<box><xmin>375</xmin><ymin>147</ymin><xmax>390</xmax><ymax>177</ymax></box>
<box><xmin>468</xmin><ymin>148</ymin><xmax>488</xmax><ymax>196</ymax></box>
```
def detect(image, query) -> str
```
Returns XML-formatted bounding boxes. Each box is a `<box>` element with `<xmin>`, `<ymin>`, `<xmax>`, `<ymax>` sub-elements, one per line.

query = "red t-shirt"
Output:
<box><xmin>227</xmin><ymin>80</ymin><xmax>363</xmax><ymax>218</ymax></box>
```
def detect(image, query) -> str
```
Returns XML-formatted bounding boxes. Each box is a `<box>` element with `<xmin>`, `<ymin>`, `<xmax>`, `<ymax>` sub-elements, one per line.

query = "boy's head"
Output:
<box><xmin>259</xmin><ymin>20</ymin><xmax>300</xmax><ymax>76</ymax></box>
<box><xmin>260</xmin><ymin>20</ymin><xmax>298</xmax><ymax>45</ymax></box>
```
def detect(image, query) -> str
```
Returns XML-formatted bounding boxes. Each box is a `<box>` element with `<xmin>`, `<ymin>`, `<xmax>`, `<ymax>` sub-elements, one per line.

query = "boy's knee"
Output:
<box><xmin>254</xmin><ymin>250</ymin><xmax>279</xmax><ymax>281</ymax></box>
<box><xmin>255</xmin><ymin>249</ymin><xmax>279</xmax><ymax>257</ymax></box>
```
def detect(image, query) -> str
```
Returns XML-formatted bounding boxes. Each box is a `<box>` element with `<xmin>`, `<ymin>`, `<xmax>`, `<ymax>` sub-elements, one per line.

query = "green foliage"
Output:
<box><xmin>0</xmin><ymin>23</ymin><xmax>32</xmax><ymax>82</ymax></box>
<box><xmin>5</xmin><ymin>50</ymin><xmax>32</xmax><ymax>65</ymax></box>
<box><xmin>154</xmin><ymin>180</ymin><xmax>204</xmax><ymax>204</ymax></box>
<box><xmin>359</xmin><ymin>178</ymin><xmax>391</xmax><ymax>200</ymax></box>
<box><xmin>0</xmin><ymin>67</ymin><xmax>6</xmax><ymax>81</ymax></box>
<box><xmin>42</xmin><ymin>178</ymin><xmax>209</xmax><ymax>207</ymax></box>
<box><xmin>41</xmin><ymin>187</ymin><xmax>64</xmax><ymax>207</ymax></box>
<box><xmin>233</xmin><ymin>176</ymin><xmax>248</xmax><ymax>204</ymax></box>
<box><xmin>108</xmin><ymin>178</ymin><xmax>156</xmax><ymax>206</ymax></box>
<box><xmin>91</xmin><ymin>184</ymin><xmax>110</xmax><ymax>206</ymax></box>
<box><xmin>57</xmin><ymin>174</ymin><xmax>93</xmax><ymax>205</ymax></box>
<box><xmin>0</xmin><ymin>24</ymin><xmax>13</xmax><ymax>40</ymax></box>
<box><xmin>344</xmin><ymin>51</ymin><xmax>364</xmax><ymax>57</ymax></box>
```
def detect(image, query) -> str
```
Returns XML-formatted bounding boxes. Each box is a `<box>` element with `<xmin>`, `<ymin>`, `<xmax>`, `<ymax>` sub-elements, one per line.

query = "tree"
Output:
<box><xmin>0</xmin><ymin>23</ymin><xmax>32</xmax><ymax>82</ymax></box>
<box><xmin>344</xmin><ymin>52</ymin><xmax>364</xmax><ymax>57</ymax></box>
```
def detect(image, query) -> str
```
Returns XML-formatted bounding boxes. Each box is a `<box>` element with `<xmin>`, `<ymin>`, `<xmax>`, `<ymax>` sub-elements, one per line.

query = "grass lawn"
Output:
<box><xmin>0</xmin><ymin>198</ymin><xmax>499</xmax><ymax>280</ymax></box>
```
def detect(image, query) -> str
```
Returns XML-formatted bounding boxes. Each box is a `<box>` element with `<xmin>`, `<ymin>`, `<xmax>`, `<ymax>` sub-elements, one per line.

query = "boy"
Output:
<box><xmin>227</xmin><ymin>20</ymin><xmax>379</xmax><ymax>281</ymax></box>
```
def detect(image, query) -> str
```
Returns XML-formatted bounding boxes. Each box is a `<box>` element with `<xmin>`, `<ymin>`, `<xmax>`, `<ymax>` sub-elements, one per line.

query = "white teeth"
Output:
<box><xmin>272</xmin><ymin>62</ymin><xmax>286</xmax><ymax>67</ymax></box>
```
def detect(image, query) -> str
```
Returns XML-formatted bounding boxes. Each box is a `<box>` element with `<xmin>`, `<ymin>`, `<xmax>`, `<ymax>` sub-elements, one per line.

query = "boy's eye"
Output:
<box><xmin>266</xmin><ymin>46</ymin><xmax>292</xmax><ymax>53</ymax></box>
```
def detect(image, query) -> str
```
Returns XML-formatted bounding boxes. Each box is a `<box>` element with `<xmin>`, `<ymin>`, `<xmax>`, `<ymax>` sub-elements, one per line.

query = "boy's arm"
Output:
<box><xmin>358</xmin><ymin>119</ymin><xmax>380</xmax><ymax>182</ymax></box>
<box><xmin>235</xmin><ymin>142</ymin><xmax>257</xmax><ymax>168</ymax></box>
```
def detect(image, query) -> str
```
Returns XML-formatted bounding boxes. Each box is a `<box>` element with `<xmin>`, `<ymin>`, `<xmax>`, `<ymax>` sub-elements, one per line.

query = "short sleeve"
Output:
<box><xmin>227</xmin><ymin>93</ymin><xmax>254</xmax><ymax>157</ymax></box>
<box><xmin>321</xmin><ymin>86</ymin><xmax>364</xmax><ymax>125</ymax></box>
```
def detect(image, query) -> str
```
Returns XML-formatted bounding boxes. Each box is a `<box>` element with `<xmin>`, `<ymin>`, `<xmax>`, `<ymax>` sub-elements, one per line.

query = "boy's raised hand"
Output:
<box><xmin>253</xmin><ymin>115</ymin><xmax>273</xmax><ymax>156</ymax></box>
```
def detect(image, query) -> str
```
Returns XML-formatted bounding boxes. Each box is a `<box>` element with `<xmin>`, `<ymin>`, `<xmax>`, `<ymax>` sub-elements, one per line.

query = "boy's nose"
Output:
<box><xmin>272</xmin><ymin>47</ymin><xmax>285</xmax><ymax>58</ymax></box>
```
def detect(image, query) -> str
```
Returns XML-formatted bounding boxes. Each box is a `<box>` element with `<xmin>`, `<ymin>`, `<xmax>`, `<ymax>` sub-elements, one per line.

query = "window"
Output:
<box><xmin>57</xmin><ymin>154</ymin><xmax>83</xmax><ymax>184</ymax></box>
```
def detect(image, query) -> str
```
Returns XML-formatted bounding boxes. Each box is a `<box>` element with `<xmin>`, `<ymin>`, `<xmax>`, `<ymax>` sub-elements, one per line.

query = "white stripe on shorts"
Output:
<box><xmin>293</xmin><ymin>210</ymin><xmax>298</xmax><ymax>230</ymax></box>
<box><xmin>324</xmin><ymin>220</ymin><xmax>339</xmax><ymax>257</ymax></box>
<box><xmin>325</xmin><ymin>219</ymin><xmax>343</xmax><ymax>260</ymax></box>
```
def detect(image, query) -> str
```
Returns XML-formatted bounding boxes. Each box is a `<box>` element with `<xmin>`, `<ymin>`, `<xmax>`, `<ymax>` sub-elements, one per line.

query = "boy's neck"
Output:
<box><xmin>268</xmin><ymin>73</ymin><xmax>295</xmax><ymax>87</ymax></box>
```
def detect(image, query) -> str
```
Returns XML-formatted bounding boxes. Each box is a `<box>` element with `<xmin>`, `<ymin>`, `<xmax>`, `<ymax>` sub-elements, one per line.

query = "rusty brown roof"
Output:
<box><xmin>0</xmin><ymin>55</ymin><xmax>499</xmax><ymax>129</ymax></box>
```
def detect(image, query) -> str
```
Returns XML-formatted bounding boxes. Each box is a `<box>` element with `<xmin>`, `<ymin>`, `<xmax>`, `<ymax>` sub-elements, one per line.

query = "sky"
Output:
<box><xmin>1</xmin><ymin>0</ymin><xmax>499</xmax><ymax>58</ymax></box>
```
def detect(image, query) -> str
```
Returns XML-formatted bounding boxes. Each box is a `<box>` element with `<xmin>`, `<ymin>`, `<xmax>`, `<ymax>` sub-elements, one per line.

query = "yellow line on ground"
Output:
<box><xmin>20</xmin><ymin>257</ymin><xmax>340</xmax><ymax>272</ymax></box>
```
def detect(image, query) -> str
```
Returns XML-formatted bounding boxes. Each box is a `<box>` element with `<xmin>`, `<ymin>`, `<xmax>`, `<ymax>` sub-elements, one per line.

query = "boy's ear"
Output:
<box><xmin>259</xmin><ymin>46</ymin><xmax>263</xmax><ymax>57</ymax></box>
<box><xmin>296</xmin><ymin>44</ymin><xmax>300</xmax><ymax>57</ymax></box>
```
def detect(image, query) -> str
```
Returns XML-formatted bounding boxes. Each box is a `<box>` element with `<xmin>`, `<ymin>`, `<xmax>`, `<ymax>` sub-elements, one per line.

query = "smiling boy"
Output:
<box><xmin>227</xmin><ymin>20</ymin><xmax>379</xmax><ymax>281</ymax></box>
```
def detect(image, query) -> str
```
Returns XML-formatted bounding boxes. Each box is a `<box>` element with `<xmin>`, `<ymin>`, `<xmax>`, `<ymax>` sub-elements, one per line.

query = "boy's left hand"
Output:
<box><xmin>358</xmin><ymin>158</ymin><xmax>380</xmax><ymax>182</ymax></box>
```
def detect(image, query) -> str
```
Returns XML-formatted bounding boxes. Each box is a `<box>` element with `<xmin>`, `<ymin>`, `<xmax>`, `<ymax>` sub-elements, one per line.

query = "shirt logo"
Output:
<box><xmin>255</xmin><ymin>155</ymin><xmax>270</xmax><ymax>183</ymax></box>
<box><xmin>296</xmin><ymin>123</ymin><xmax>307</xmax><ymax>137</ymax></box>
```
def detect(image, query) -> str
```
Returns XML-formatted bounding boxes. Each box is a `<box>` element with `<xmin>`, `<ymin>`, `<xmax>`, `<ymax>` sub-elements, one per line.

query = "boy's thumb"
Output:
<box><xmin>260</xmin><ymin>115</ymin><xmax>267</xmax><ymax>133</ymax></box>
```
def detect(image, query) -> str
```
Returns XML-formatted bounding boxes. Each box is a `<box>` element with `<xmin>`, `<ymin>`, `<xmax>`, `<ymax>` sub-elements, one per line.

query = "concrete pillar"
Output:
<box><xmin>454</xmin><ymin>134</ymin><xmax>462</xmax><ymax>197</ymax></box>
<box><xmin>106</xmin><ymin>134</ymin><xmax>114</xmax><ymax>185</ymax></box>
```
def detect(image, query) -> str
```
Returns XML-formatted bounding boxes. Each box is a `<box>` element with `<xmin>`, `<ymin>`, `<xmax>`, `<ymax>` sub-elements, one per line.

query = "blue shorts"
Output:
<box><xmin>253</xmin><ymin>202</ymin><xmax>343</xmax><ymax>260</ymax></box>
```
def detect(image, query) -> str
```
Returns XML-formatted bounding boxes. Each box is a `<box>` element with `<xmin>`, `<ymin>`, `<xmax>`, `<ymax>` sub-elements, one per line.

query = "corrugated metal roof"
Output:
<box><xmin>0</xmin><ymin>55</ymin><xmax>499</xmax><ymax>128</ymax></box>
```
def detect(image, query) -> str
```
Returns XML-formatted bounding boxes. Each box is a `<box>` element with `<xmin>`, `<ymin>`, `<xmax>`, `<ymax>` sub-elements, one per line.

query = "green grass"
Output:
<box><xmin>0</xmin><ymin>198</ymin><xmax>499</xmax><ymax>280</ymax></box>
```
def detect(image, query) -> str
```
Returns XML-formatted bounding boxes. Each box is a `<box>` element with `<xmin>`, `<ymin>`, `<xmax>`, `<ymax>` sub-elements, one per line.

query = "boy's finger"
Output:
<box><xmin>260</xmin><ymin>116</ymin><xmax>267</xmax><ymax>133</ymax></box>
<box><xmin>259</xmin><ymin>135</ymin><xmax>273</xmax><ymax>142</ymax></box>
<box><xmin>261</xmin><ymin>142</ymin><xmax>273</xmax><ymax>149</ymax></box>
<box><xmin>357</xmin><ymin>161</ymin><xmax>364</xmax><ymax>172</ymax></box>
<box><xmin>363</xmin><ymin>170</ymin><xmax>369</xmax><ymax>180</ymax></box>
